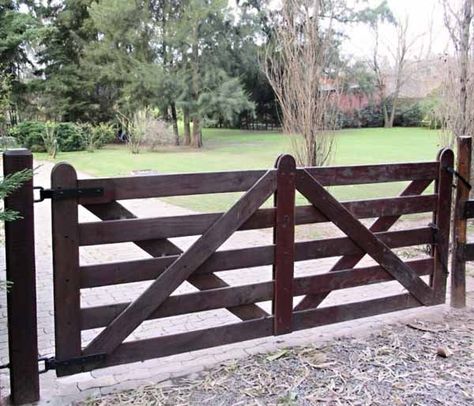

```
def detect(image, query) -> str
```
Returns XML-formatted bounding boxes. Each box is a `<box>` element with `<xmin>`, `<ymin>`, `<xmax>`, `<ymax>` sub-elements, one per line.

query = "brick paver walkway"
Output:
<box><xmin>1</xmin><ymin>160</ymin><xmax>473</xmax><ymax>405</ymax></box>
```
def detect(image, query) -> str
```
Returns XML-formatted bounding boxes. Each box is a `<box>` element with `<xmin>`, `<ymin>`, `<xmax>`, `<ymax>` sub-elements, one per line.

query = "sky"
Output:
<box><xmin>342</xmin><ymin>0</ymin><xmax>451</xmax><ymax>60</ymax></box>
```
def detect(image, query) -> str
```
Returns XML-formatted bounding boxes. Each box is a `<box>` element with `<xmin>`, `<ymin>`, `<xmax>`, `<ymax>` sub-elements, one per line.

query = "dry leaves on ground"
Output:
<box><xmin>81</xmin><ymin>306</ymin><xmax>474</xmax><ymax>406</ymax></box>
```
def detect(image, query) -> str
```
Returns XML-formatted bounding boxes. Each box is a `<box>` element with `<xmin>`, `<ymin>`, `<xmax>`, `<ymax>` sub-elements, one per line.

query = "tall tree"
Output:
<box><xmin>34</xmin><ymin>0</ymin><xmax>98</xmax><ymax>121</ymax></box>
<box><xmin>0</xmin><ymin>0</ymin><xmax>38</xmax><ymax>124</ymax></box>
<box><xmin>175</xmin><ymin>0</ymin><xmax>253</xmax><ymax>148</ymax></box>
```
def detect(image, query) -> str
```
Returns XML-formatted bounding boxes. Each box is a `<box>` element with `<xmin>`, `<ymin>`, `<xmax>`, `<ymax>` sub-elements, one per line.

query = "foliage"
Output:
<box><xmin>0</xmin><ymin>165</ymin><xmax>33</xmax><ymax>290</ymax></box>
<box><xmin>0</xmin><ymin>168</ymin><xmax>33</xmax><ymax>221</ymax></box>
<box><xmin>8</xmin><ymin>121</ymin><xmax>45</xmax><ymax>150</ymax></box>
<box><xmin>0</xmin><ymin>73</ymin><xmax>12</xmax><ymax>136</ymax></box>
<box><xmin>419</xmin><ymin>97</ymin><xmax>442</xmax><ymax>129</ymax></box>
<box><xmin>9</xmin><ymin>121</ymin><xmax>86</xmax><ymax>152</ymax></box>
<box><xmin>338</xmin><ymin>97</ymin><xmax>441</xmax><ymax>129</ymax></box>
<box><xmin>41</xmin><ymin>121</ymin><xmax>59</xmax><ymax>158</ymax></box>
<box><xmin>79</xmin><ymin>122</ymin><xmax>116</xmax><ymax>152</ymax></box>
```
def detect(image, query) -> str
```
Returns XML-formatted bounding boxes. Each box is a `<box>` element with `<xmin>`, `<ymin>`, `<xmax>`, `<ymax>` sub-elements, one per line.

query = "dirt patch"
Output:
<box><xmin>80</xmin><ymin>297</ymin><xmax>474</xmax><ymax>406</ymax></box>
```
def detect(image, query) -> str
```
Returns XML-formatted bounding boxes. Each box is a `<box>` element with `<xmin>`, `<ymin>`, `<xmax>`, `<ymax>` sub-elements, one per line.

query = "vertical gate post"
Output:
<box><xmin>51</xmin><ymin>163</ymin><xmax>82</xmax><ymax>376</ymax></box>
<box><xmin>432</xmin><ymin>148</ymin><xmax>454</xmax><ymax>304</ymax></box>
<box><xmin>451</xmin><ymin>136</ymin><xmax>472</xmax><ymax>308</ymax></box>
<box><xmin>3</xmin><ymin>149</ymin><xmax>40</xmax><ymax>404</ymax></box>
<box><xmin>273</xmin><ymin>155</ymin><xmax>296</xmax><ymax>335</ymax></box>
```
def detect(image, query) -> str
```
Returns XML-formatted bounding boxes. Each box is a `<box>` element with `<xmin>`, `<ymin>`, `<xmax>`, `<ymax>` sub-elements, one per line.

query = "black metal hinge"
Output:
<box><xmin>38</xmin><ymin>353</ymin><xmax>106</xmax><ymax>374</ymax></box>
<box><xmin>34</xmin><ymin>186</ymin><xmax>104</xmax><ymax>203</ymax></box>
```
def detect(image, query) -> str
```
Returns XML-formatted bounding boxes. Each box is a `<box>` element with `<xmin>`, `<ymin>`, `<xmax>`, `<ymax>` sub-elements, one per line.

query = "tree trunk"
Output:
<box><xmin>459</xmin><ymin>0</ymin><xmax>472</xmax><ymax>137</ymax></box>
<box><xmin>388</xmin><ymin>100</ymin><xmax>397</xmax><ymax>128</ymax></box>
<box><xmin>190</xmin><ymin>25</ymin><xmax>202</xmax><ymax>148</ymax></box>
<box><xmin>383</xmin><ymin>103</ymin><xmax>391</xmax><ymax>128</ymax></box>
<box><xmin>183</xmin><ymin>108</ymin><xmax>191</xmax><ymax>145</ymax></box>
<box><xmin>192</xmin><ymin>116</ymin><xmax>202</xmax><ymax>148</ymax></box>
<box><xmin>170</xmin><ymin>102</ymin><xmax>179</xmax><ymax>145</ymax></box>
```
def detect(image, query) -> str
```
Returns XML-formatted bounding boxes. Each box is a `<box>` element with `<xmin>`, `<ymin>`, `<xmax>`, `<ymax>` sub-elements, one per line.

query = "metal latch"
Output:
<box><xmin>38</xmin><ymin>353</ymin><xmax>106</xmax><ymax>374</ymax></box>
<box><xmin>34</xmin><ymin>186</ymin><xmax>104</xmax><ymax>202</ymax></box>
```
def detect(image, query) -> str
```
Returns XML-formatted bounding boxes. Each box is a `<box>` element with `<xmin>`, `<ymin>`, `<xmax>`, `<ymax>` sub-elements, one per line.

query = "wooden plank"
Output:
<box><xmin>84</xmin><ymin>201</ymin><xmax>268</xmax><ymax>320</ymax></box>
<box><xmin>94</xmin><ymin>319</ymin><xmax>274</xmax><ymax>373</ymax></box>
<box><xmin>70</xmin><ymin>292</ymin><xmax>420</xmax><ymax>374</ymax></box>
<box><xmin>432</xmin><ymin>149</ymin><xmax>454</xmax><ymax>304</ymax></box>
<box><xmin>292</xmin><ymin>294</ymin><xmax>420</xmax><ymax>332</ymax></box>
<box><xmin>273</xmin><ymin>155</ymin><xmax>296</xmax><ymax>335</ymax></box>
<box><xmin>77</xmin><ymin>162</ymin><xmax>438</xmax><ymax>204</ymax></box>
<box><xmin>80</xmin><ymin>227</ymin><xmax>434</xmax><ymax>288</ymax></box>
<box><xmin>51</xmin><ymin>163</ymin><xmax>82</xmax><ymax>374</ymax></box>
<box><xmin>80</xmin><ymin>258</ymin><xmax>432</xmax><ymax>330</ymax></box>
<box><xmin>2</xmin><ymin>150</ymin><xmax>40</xmax><ymax>404</ymax></box>
<box><xmin>296</xmin><ymin>169</ymin><xmax>434</xmax><ymax>305</ymax></box>
<box><xmin>83</xmin><ymin>171</ymin><xmax>277</xmax><ymax>356</ymax></box>
<box><xmin>295</xmin><ymin>179</ymin><xmax>433</xmax><ymax>311</ymax></box>
<box><xmin>78</xmin><ymin>194</ymin><xmax>437</xmax><ymax>246</ymax></box>
<box><xmin>452</xmin><ymin>137</ymin><xmax>472</xmax><ymax>308</ymax></box>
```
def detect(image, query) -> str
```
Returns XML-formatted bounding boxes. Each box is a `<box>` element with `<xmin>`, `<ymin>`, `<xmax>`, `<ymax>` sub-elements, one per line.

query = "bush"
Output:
<box><xmin>118</xmin><ymin>109</ymin><xmax>173</xmax><ymax>154</ymax></box>
<box><xmin>9</xmin><ymin>121</ymin><xmax>86</xmax><ymax>152</ymax></box>
<box><xmin>8</xmin><ymin>121</ymin><xmax>46</xmax><ymax>151</ymax></box>
<box><xmin>41</xmin><ymin>121</ymin><xmax>59</xmax><ymax>158</ymax></box>
<box><xmin>338</xmin><ymin>103</ymin><xmax>385</xmax><ymax>129</ymax></box>
<box><xmin>79</xmin><ymin>123</ymin><xmax>116</xmax><ymax>152</ymax></box>
<box><xmin>56</xmin><ymin>122</ymin><xmax>84</xmax><ymax>151</ymax></box>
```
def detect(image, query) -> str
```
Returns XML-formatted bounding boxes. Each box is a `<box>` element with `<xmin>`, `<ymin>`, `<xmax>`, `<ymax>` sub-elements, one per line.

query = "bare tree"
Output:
<box><xmin>440</xmin><ymin>0</ymin><xmax>474</xmax><ymax>144</ymax></box>
<box><xmin>386</xmin><ymin>17</ymin><xmax>420</xmax><ymax>127</ymax></box>
<box><xmin>262</xmin><ymin>0</ymin><xmax>339</xmax><ymax>167</ymax></box>
<box><xmin>369</xmin><ymin>15</ymin><xmax>422</xmax><ymax>128</ymax></box>
<box><xmin>369</xmin><ymin>22</ymin><xmax>390</xmax><ymax>126</ymax></box>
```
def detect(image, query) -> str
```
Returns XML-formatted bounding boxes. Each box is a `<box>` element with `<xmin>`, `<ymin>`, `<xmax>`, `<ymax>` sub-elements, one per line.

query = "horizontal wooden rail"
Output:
<box><xmin>80</xmin><ymin>258</ymin><xmax>432</xmax><ymax>330</ymax></box>
<box><xmin>64</xmin><ymin>293</ymin><xmax>420</xmax><ymax>375</ymax></box>
<box><xmin>464</xmin><ymin>200</ymin><xmax>474</xmax><ymax>219</ymax></box>
<box><xmin>77</xmin><ymin>162</ymin><xmax>438</xmax><ymax>204</ymax></box>
<box><xmin>80</xmin><ymin>227</ymin><xmax>434</xmax><ymax>288</ymax></box>
<box><xmin>78</xmin><ymin>195</ymin><xmax>437</xmax><ymax>246</ymax></box>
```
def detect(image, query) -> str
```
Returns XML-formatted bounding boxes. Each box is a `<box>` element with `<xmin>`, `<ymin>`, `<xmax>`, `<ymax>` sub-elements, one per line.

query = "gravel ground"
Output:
<box><xmin>80</xmin><ymin>294</ymin><xmax>474</xmax><ymax>406</ymax></box>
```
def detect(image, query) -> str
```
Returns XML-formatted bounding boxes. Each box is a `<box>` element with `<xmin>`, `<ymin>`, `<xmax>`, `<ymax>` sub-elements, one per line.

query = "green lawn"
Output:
<box><xmin>35</xmin><ymin>127</ymin><xmax>445</xmax><ymax>212</ymax></box>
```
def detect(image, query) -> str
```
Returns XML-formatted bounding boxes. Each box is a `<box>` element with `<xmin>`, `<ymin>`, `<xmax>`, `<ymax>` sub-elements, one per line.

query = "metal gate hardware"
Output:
<box><xmin>34</xmin><ymin>186</ymin><xmax>104</xmax><ymax>202</ymax></box>
<box><xmin>38</xmin><ymin>353</ymin><xmax>106</xmax><ymax>374</ymax></box>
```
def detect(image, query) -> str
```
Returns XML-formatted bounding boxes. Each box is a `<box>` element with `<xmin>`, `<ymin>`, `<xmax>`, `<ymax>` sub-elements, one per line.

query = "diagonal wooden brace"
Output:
<box><xmin>83</xmin><ymin>170</ymin><xmax>277</xmax><ymax>356</ymax></box>
<box><xmin>296</xmin><ymin>170</ymin><xmax>434</xmax><ymax>306</ymax></box>
<box><xmin>84</xmin><ymin>202</ymin><xmax>268</xmax><ymax>320</ymax></box>
<box><xmin>294</xmin><ymin>179</ymin><xmax>433</xmax><ymax>311</ymax></box>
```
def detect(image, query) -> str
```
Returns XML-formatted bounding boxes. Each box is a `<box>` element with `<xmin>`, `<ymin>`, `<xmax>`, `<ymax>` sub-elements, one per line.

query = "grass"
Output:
<box><xmin>35</xmin><ymin>127</ymin><xmax>444</xmax><ymax>212</ymax></box>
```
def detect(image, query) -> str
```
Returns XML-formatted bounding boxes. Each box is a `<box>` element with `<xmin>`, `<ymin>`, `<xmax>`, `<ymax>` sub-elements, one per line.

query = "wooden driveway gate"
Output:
<box><xmin>49</xmin><ymin>150</ymin><xmax>454</xmax><ymax>376</ymax></box>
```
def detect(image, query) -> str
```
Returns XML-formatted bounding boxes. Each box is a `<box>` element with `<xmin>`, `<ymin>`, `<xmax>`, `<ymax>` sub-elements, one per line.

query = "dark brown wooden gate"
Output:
<box><xmin>50</xmin><ymin>149</ymin><xmax>454</xmax><ymax>376</ymax></box>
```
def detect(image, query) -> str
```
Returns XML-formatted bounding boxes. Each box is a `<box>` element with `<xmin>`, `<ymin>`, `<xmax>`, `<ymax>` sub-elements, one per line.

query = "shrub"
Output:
<box><xmin>118</xmin><ymin>109</ymin><xmax>173</xmax><ymax>154</ymax></box>
<box><xmin>9</xmin><ymin>121</ymin><xmax>86</xmax><ymax>152</ymax></box>
<box><xmin>56</xmin><ymin>122</ymin><xmax>84</xmax><ymax>151</ymax></box>
<box><xmin>8</xmin><ymin>121</ymin><xmax>46</xmax><ymax>151</ymax></box>
<box><xmin>79</xmin><ymin>123</ymin><xmax>115</xmax><ymax>152</ymax></box>
<box><xmin>142</xmin><ymin>119</ymin><xmax>174</xmax><ymax>151</ymax></box>
<box><xmin>41</xmin><ymin>121</ymin><xmax>59</xmax><ymax>158</ymax></box>
<box><xmin>338</xmin><ymin>103</ymin><xmax>385</xmax><ymax>129</ymax></box>
<box><xmin>93</xmin><ymin>122</ymin><xmax>116</xmax><ymax>146</ymax></box>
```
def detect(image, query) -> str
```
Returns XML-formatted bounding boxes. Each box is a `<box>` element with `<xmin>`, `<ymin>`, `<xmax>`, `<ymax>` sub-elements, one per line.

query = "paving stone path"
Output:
<box><xmin>0</xmin><ymin>160</ymin><xmax>473</xmax><ymax>405</ymax></box>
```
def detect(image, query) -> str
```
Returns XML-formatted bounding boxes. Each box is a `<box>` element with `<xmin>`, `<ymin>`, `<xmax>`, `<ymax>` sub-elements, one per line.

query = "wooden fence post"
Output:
<box><xmin>51</xmin><ymin>163</ymin><xmax>82</xmax><ymax>376</ymax></box>
<box><xmin>273</xmin><ymin>155</ymin><xmax>296</xmax><ymax>335</ymax></box>
<box><xmin>3</xmin><ymin>149</ymin><xmax>40</xmax><ymax>404</ymax></box>
<box><xmin>432</xmin><ymin>149</ymin><xmax>454</xmax><ymax>304</ymax></box>
<box><xmin>451</xmin><ymin>136</ymin><xmax>472</xmax><ymax>308</ymax></box>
